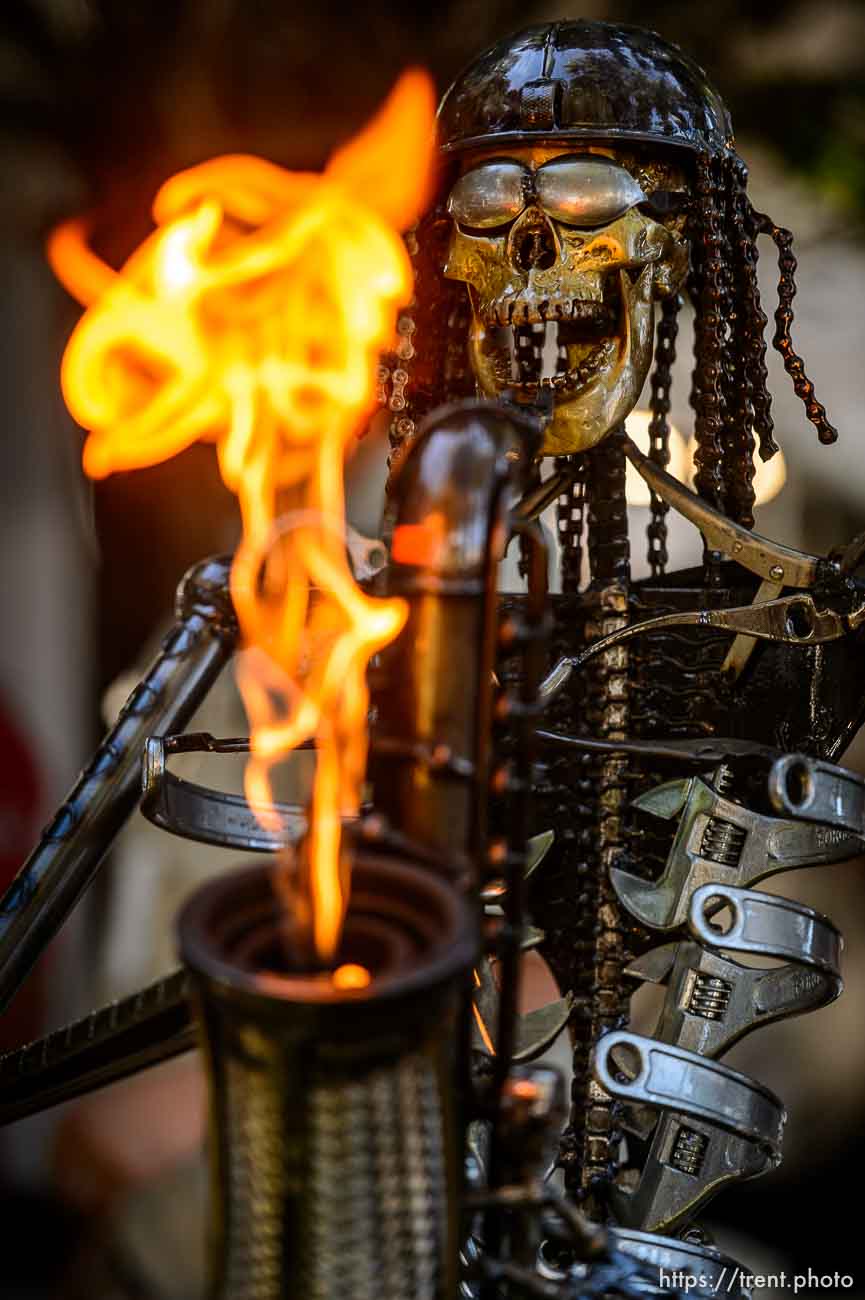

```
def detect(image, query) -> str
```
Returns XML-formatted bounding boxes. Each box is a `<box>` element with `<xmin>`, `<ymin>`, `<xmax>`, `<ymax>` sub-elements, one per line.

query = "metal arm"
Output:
<box><xmin>0</xmin><ymin>555</ymin><xmax>237</xmax><ymax>1014</ymax></box>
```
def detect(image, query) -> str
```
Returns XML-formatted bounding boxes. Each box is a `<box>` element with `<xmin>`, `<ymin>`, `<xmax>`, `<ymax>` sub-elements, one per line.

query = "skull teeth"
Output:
<box><xmin>489</xmin><ymin>334</ymin><xmax>616</xmax><ymax>395</ymax></box>
<box><xmin>488</xmin><ymin>297</ymin><xmax>609</xmax><ymax>328</ymax></box>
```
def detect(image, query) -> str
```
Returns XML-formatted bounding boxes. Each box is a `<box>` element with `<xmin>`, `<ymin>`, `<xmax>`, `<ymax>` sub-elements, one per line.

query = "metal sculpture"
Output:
<box><xmin>1</xmin><ymin>18</ymin><xmax>863</xmax><ymax>1300</ymax></box>
<box><xmin>378</xmin><ymin>17</ymin><xmax>865</xmax><ymax>1290</ymax></box>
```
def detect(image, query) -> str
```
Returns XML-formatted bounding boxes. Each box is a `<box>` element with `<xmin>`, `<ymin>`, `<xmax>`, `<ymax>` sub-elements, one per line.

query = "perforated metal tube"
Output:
<box><xmin>179</xmin><ymin>855</ymin><xmax>475</xmax><ymax>1300</ymax></box>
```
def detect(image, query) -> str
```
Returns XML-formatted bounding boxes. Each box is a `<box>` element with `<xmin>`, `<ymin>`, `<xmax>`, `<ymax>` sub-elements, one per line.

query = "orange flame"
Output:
<box><xmin>48</xmin><ymin>71</ymin><xmax>436</xmax><ymax>965</ymax></box>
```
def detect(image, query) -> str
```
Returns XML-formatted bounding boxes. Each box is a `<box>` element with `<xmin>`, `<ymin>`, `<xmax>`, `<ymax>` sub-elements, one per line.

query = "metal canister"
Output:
<box><xmin>178</xmin><ymin>854</ymin><xmax>475</xmax><ymax>1300</ymax></box>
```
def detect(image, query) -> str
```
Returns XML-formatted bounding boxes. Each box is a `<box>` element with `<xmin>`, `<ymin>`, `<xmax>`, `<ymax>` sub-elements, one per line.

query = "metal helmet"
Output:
<box><xmin>438</xmin><ymin>20</ymin><xmax>733</xmax><ymax>158</ymax></box>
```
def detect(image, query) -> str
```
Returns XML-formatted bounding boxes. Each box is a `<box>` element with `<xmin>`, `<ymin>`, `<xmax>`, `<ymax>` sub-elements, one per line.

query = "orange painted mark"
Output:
<box><xmin>390</xmin><ymin>511</ymin><xmax>448</xmax><ymax>567</ymax></box>
<box><xmin>472</xmin><ymin>1000</ymin><xmax>496</xmax><ymax>1056</ymax></box>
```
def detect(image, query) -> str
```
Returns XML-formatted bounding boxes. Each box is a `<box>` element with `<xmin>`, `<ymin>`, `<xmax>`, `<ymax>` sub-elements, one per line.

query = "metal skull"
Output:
<box><xmin>443</xmin><ymin>150</ymin><xmax>689</xmax><ymax>455</ymax></box>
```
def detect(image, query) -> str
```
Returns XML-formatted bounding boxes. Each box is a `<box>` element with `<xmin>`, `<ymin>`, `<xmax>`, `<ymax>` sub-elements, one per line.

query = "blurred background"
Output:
<box><xmin>1</xmin><ymin>1</ymin><xmax>864</xmax><ymax>1296</ymax></box>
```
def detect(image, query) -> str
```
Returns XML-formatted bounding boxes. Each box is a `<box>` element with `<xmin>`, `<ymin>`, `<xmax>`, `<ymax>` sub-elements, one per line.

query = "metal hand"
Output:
<box><xmin>540</xmin><ymin>592</ymin><xmax>861</xmax><ymax>703</ymax></box>
<box><xmin>535</xmin><ymin>730</ymin><xmax>784</xmax><ymax>767</ymax></box>
<box><xmin>538</xmin><ymin>439</ymin><xmax>865</xmax><ymax>704</ymax></box>
<box><xmin>623</xmin><ymin>435</ymin><xmax>822</xmax><ymax>588</ymax></box>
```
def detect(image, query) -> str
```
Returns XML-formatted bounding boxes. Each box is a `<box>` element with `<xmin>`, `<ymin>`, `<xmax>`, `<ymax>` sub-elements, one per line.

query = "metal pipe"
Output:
<box><xmin>0</xmin><ymin>555</ymin><xmax>237</xmax><ymax>1013</ymax></box>
<box><xmin>179</xmin><ymin>855</ymin><xmax>475</xmax><ymax>1300</ymax></box>
<box><xmin>0</xmin><ymin>970</ymin><xmax>193</xmax><ymax>1125</ymax></box>
<box><xmin>369</xmin><ymin>399</ymin><xmax>540</xmax><ymax>877</ymax></box>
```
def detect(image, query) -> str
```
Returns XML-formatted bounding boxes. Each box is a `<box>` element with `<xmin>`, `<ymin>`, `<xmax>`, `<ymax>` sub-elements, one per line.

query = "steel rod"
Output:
<box><xmin>0</xmin><ymin>970</ymin><xmax>193</xmax><ymax>1126</ymax></box>
<box><xmin>0</xmin><ymin>556</ymin><xmax>237</xmax><ymax>1014</ymax></box>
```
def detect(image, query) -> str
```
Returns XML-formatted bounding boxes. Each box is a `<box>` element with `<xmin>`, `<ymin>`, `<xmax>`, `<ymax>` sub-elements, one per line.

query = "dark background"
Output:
<box><xmin>1</xmin><ymin>2</ymin><xmax>864</xmax><ymax>1296</ymax></box>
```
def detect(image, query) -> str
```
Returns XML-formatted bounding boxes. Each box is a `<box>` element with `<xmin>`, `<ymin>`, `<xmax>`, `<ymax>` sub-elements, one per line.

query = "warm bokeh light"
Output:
<box><xmin>626</xmin><ymin>409</ymin><xmax>787</xmax><ymax>509</ymax></box>
<box><xmin>683</xmin><ymin>434</ymin><xmax>787</xmax><ymax>507</ymax></box>
<box><xmin>625</xmin><ymin>409</ymin><xmax>689</xmax><ymax>506</ymax></box>
<box><xmin>472</xmin><ymin>967</ymin><xmax>496</xmax><ymax>1055</ymax></box>
<box><xmin>48</xmin><ymin>69</ymin><xmax>436</xmax><ymax>965</ymax></box>
<box><xmin>750</xmin><ymin>443</ymin><xmax>787</xmax><ymax>506</ymax></box>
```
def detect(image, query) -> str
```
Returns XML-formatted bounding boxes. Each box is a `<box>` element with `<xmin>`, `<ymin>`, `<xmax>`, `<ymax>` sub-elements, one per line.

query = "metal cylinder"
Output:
<box><xmin>371</xmin><ymin>399</ymin><xmax>539</xmax><ymax>875</ymax></box>
<box><xmin>179</xmin><ymin>855</ymin><xmax>476</xmax><ymax>1300</ymax></box>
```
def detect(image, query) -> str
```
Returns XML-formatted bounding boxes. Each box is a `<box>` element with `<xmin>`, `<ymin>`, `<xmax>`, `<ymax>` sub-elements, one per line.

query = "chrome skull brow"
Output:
<box><xmin>447</xmin><ymin>155</ymin><xmax>647</xmax><ymax>231</ymax></box>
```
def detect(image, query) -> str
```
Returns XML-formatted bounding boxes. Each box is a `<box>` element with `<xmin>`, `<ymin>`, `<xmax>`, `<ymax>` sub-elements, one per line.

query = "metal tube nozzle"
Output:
<box><xmin>179</xmin><ymin>854</ymin><xmax>476</xmax><ymax>1300</ymax></box>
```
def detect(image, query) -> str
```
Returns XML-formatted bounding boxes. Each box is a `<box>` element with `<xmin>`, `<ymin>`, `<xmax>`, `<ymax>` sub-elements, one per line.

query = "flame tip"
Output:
<box><xmin>50</xmin><ymin>89</ymin><xmax>435</xmax><ymax>962</ymax></box>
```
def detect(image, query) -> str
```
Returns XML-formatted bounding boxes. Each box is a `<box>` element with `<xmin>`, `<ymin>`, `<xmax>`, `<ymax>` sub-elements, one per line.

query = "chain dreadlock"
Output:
<box><xmin>381</xmin><ymin>180</ymin><xmax>472</xmax><ymax>492</ymax></box>
<box><xmin>688</xmin><ymin>149</ymin><xmax>837</xmax><ymax>529</ymax></box>
<box><xmin>646</xmin><ymin>293</ymin><xmax>681</xmax><ymax>577</ymax></box>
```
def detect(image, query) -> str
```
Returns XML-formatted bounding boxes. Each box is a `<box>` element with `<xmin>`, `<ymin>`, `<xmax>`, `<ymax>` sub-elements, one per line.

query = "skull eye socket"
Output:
<box><xmin>535</xmin><ymin>156</ymin><xmax>646</xmax><ymax>228</ymax></box>
<box><xmin>447</xmin><ymin>161</ymin><xmax>528</xmax><ymax>231</ymax></box>
<box><xmin>637</xmin><ymin>189</ymin><xmax>692</xmax><ymax>220</ymax></box>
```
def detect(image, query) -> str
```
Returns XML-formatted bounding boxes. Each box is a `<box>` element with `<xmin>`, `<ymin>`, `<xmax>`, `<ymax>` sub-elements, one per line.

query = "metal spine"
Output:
<box><xmin>534</xmin><ymin>431</ymin><xmax>636</xmax><ymax>1205</ymax></box>
<box><xmin>577</xmin><ymin>427</ymin><xmax>632</xmax><ymax>1203</ymax></box>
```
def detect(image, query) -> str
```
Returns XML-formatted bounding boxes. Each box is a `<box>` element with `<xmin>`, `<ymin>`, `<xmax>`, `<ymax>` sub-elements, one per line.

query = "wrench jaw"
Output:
<box><xmin>626</xmin><ymin>884</ymin><xmax>843</xmax><ymax>1062</ymax></box>
<box><xmin>613</xmin><ymin>776</ymin><xmax>751</xmax><ymax>932</ymax></box>
<box><xmin>598</xmin><ymin>757</ymin><xmax>854</xmax><ymax>1241</ymax></box>
<box><xmin>627</xmin><ymin>942</ymin><xmax>749</xmax><ymax>1059</ymax></box>
<box><xmin>608</xmin><ymin>1113</ymin><xmax>776</xmax><ymax>1236</ymax></box>
<box><xmin>592</xmin><ymin>1030</ymin><xmax>785</xmax><ymax>1236</ymax></box>
<box><xmin>613</xmin><ymin>774</ymin><xmax>863</xmax><ymax>932</ymax></box>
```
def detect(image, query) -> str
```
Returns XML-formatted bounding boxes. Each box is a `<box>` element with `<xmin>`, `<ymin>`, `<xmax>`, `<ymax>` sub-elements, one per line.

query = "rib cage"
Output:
<box><xmin>531</xmin><ymin>559</ymin><xmax>849</xmax><ymax>1253</ymax></box>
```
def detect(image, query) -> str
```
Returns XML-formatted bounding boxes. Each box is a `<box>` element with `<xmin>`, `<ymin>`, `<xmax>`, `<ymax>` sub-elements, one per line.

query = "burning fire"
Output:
<box><xmin>49</xmin><ymin>71</ymin><xmax>436</xmax><ymax>967</ymax></box>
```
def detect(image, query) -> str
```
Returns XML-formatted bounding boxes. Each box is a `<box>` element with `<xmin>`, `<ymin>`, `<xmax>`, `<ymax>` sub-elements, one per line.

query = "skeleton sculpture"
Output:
<box><xmin>380</xmin><ymin>18</ymin><xmax>865</xmax><ymax>1285</ymax></box>
<box><xmin>1</xmin><ymin>19</ymin><xmax>864</xmax><ymax>1300</ymax></box>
